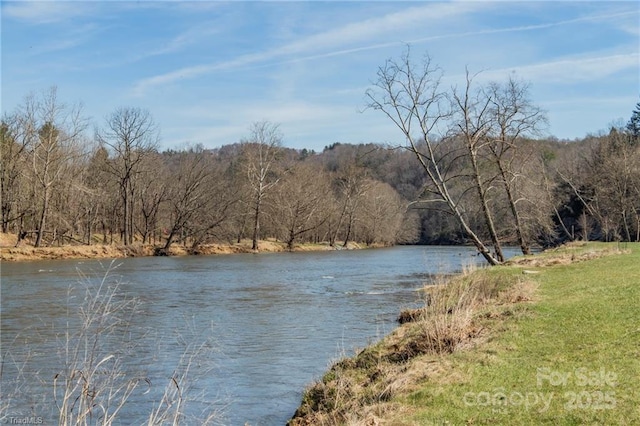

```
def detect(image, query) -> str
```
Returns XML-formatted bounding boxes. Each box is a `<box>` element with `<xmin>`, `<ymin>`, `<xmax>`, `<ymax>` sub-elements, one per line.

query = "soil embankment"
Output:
<box><xmin>0</xmin><ymin>233</ymin><xmax>364</xmax><ymax>261</ymax></box>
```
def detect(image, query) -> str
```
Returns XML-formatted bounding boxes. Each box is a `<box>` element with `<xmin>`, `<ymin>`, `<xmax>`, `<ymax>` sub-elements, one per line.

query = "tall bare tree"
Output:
<box><xmin>334</xmin><ymin>166</ymin><xmax>371</xmax><ymax>248</ymax></box>
<box><xmin>22</xmin><ymin>88</ymin><xmax>88</xmax><ymax>247</ymax></box>
<box><xmin>97</xmin><ymin>107</ymin><xmax>158</xmax><ymax>245</ymax></box>
<box><xmin>484</xmin><ymin>77</ymin><xmax>547</xmax><ymax>254</ymax></box>
<box><xmin>1</xmin><ymin>113</ymin><xmax>32</xmax><ymax>234</ymax></box>
<box><xmin>154</xmin><ymin>146</ymin><xmax>239</xmax><ymax>253</ymax></box>
<box><xmin>137</xmin><ymin>152</ymin><xmax>167</xmax><ymax>244</ymax></box>
<box><xmin>274</xmin><ymin>162</ymin><xmax>332</xmax><ymax>250</ymax></box>
<box><xmin>451</xmin><ymin>70</ymin><xmax>505</xmax><ymax>262</ymax></box>
<box><xmin>242</xmin><ymin>121</ymin><xmax>283</xmax><ymax>251</ymax></box>
<box><xmin>366</xmin><ymin>48</ymin><xmax>502</xmax><ymax>264</ymax></box>
<box><xmin>358</xmin><ymin>181</ymin><xmax>407</xmax><ymax>246</ymax></box>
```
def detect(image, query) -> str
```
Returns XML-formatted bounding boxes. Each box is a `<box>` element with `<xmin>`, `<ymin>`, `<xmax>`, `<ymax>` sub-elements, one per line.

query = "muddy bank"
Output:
<box><xmin>0</xmin><ymin>233</ymin><xmax>366</xmax><ymax>262</ymax></box>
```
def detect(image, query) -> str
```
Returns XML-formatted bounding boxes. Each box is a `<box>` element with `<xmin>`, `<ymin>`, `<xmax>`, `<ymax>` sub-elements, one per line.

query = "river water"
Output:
<box><xmin>1</xmin><ymin>246</ymin><xmax>514</xmax><ymax>425</ymax></box>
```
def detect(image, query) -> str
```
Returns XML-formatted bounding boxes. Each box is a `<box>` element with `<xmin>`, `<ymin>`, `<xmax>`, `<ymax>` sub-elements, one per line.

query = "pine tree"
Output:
<box><xmin>626</xmin><ymin>101</ymin><xmax>640</xmax><ymax>142</ymax></box>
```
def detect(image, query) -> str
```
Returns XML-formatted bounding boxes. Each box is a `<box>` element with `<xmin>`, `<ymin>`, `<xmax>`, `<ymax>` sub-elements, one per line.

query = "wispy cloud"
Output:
<box><xmin>145</xmin><ymin>22</ymin><xmax>223</xmax><ymax>58</ymax></box>
<box><xmin>132</xmin><ymin>2</ymin><xmax>489</xmax><ymax>95</ymax></box>
<box><xmin>408</xmin><ymin>10</ymin><xmax>640</xmax><ymax>46</ymax></box>
<box><xmin>477</xmin><ymin>52</ymin><xmax>640</xmax><ymax>84</ymax></box>
<box><xmin>2</xmin><ymin>1</ymin><xmax>96</xmax><ymax>24</ymax></box>
<box><xmin>28</xmin><ymin>23</ymin><xmax>102</xmax><ymax>55</ymax></box>
<box><xmin>132</xmin><ymin>4</ymin><xmax>639</xmax><ymax>96</ymax></box>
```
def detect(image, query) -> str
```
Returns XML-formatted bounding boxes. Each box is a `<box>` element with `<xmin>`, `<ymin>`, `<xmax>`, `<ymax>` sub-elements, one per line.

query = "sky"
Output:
<box><xmin>1</xmin><ymin>1</ymin><xmax>639</xmax><ymax>152</ymax></box>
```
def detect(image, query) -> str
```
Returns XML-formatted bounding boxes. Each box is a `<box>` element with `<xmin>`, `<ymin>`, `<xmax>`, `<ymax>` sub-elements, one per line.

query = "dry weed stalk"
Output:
<box><xmin>54</xmin><ymin>264</ymin><xmax>147</xmax><ymax>425</ymax></box>
<box><xmin>2</xmin><ymin>262</ymin><xmax>222</xmax><ymax>425</ymax></box>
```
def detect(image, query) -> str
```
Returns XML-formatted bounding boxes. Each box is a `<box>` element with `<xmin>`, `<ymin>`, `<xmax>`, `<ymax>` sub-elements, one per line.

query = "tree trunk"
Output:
<box><xmin>470</xmin><ymin>150</ymin><xmax>504</xmax><ymax>262</ymax></box>
<box><xmin>35</xmin><ymin>186</ymin><xmax>50</xmax><ymax>248</ymax></box>
<box><xmin>251</xmin><ymin>193</ymin><xmax>262</xmax><ymax>251</ymax></box>
<box><xmin>622</xmin><ymin>209</ymin><xmax>631</xmax><ymax>242</ymax></box>
<box><xmin>498</xmin><ymin>162</ymin><xmax>530</xmax><ymax>255</ymax></box>
<box><xmin>122</xmin><ymin>187</ymin><xmax>129</xmax><ymax>246</ymax></box>
<box><xmin>342</xmin><ymin>211</ymin><xmax>355</xmax><ymax>248</ymax></box>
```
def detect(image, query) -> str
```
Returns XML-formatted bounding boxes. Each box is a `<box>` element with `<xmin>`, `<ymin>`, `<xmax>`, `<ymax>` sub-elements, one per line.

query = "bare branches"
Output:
<box><xmin>366</xmin><ymin>47</ymin><xmax>502</xmax><ymax>265</ymax></box>
<box><xmin>96</xmin><ymin>107</ymin><xmax>159</xmax><ymax>246</ymax></box>
<box><xmin>241</xmin><ymin>121</ymin><xmax>284</xmax><ymax>251</ymax></box>
<box><xmin>3</xmin><ymin>87</ymin><xmax>90</xmax><ymax>247</ymax></box>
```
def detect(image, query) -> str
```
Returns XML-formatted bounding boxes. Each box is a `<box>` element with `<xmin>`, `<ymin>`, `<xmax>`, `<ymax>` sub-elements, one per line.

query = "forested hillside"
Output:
<box><xmin>2</xmin><ymin>86</ymin><xmax>639</xmax><ymax>257</ymax></box>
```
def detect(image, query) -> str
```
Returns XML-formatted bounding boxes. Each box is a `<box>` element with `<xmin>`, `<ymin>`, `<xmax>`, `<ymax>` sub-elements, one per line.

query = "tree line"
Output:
<box><xmin>0</xmin><ymin>91</ymin><xmax>413</xmax><ymax>252</ymax></box>
<box><xmin>365</xmin><ymin>48</ymin><xmax>640</xmax><ymax>264</ymax></box>
<box><xmin>2</xmin><ymin>51</ymin><xmax>639</xmax><ymax>262</ymax></box>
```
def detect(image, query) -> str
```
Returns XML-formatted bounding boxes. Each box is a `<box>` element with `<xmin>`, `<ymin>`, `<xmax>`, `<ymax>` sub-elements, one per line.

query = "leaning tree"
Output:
<box><xmin>365</xmin><ymin>48</ymin><xmax>502</xmax><ymax>264</ymax></box>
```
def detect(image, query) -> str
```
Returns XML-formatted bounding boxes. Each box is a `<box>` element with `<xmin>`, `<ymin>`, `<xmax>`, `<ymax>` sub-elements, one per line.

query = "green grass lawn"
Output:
<box><xmin>399</xmin><ymin>243</ymin><xmax>640</xmax><ymax>425</ymax></box>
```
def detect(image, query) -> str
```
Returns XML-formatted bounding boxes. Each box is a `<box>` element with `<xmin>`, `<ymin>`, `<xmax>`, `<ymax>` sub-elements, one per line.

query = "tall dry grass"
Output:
<box><xmin>1</xmin><ymin>263</ymin><xmax>222</xmax><ymax>425</ymax></box>
<box><xmin>289</xmin><ymin>265</ymin><xmax>538</xmax><ymax>425</ymax></box>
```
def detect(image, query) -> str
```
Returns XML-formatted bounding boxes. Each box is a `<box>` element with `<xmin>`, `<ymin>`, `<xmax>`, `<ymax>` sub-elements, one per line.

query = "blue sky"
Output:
<box><xmin>2</xmin><ymin>1</ymin><xmax>638</xmax><ymax>151</ymax></box>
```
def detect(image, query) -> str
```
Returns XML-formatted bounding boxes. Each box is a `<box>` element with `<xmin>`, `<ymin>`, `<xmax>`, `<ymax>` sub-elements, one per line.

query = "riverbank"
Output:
<box><xmin>0</xmin><ymin>233</ymin><xmax>369</xmax><ymax>262</ymax></box>
<box><xmin>289</xmin><ymin>242</ymin><xmax>640</xmax><ymax>425</ymax></box>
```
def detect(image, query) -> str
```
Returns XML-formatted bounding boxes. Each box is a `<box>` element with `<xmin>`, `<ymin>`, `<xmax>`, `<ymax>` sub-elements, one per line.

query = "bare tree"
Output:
<box><xmin>1</xmin><ymin>113</ymin><xmax>32</xmax><ymax>234</ymax></box>
<box><xmin>585</xmin><ymin>129</ymin><xmax>640</xmax><ymax>241</ymax></box>
<box><xmin>358</xmin><ymin>180</ymin><xmax>407</xmax><ymax>246</ymax></box>
<box><xmin>77</xmin><ymin>146</ymin><xmax>110</xmax><ymax>245</ymax></box>
<box><xmin>482</xmin><ymin>77</ymin><xmax>548</xmax><ymax>255</ymax></box>
<box><xmin>20</xmin><ymin>88</ymin><xmax>88</xmax><ymax>247</ymax></box>
<box><xmin>242</xmin><ymin>121</ymin><xmax>283</xmax><ymax>251</ymax></box>
<box><xmin>451</xmin><ymin>69</ymin><xmax>505</xmax><ymax>262</ymax></box>
<box><xmin>97</xmin><ymin>107</ymin><xmax>159</xmax><ymax>245</ymax></box>
<box><xmin>366</xmin><ymin>48</ymin><xmax>501</xmax><ymax>264</ymax></box>
<box><xmin>274</xmin><ymin>162</ymin><xmax>332</xmax><ymax>250</ymax></box>
<box><xmin>136</xmin><ymin>152</ymin><xmax>167</xmax><ymax>245</ymax></box>
<box><xmin>159</xmin><ymin>147</ymin><xmax>238</xmax><ymax>253</ymax></box>
<box><xmin>333</xmin><ymin>166</ymin><xmax>371</xmax><ymax>248</ymax></box>
<box><xmin>161</xmin><ymin>148</ymin><xmax>212</xmax><ymax>253</ymax></box>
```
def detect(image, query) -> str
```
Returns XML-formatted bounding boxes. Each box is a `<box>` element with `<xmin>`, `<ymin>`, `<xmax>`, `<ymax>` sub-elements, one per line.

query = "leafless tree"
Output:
<box><xmin>1</xmin><ymin>113</ymin><xmax>32</xmax><ymax>234</ymax></box>
<box><xmin>366</xmin><ymin>48</ymin><xmax>501</xmax><ymax>264</ymax></box>
<box><xmin>160</xmin><ymin>146</ymin><xmax>238</xmax><ymax>253</ymax></box>
<box><xmin>483</xmin><ymin>77</ymin><xmax>548</xmax><ymax>254</ymax></box>
<box><xmin>358</xmin><ymin>181</ymin><xmax>407</xmax><ymax>246</ymax></box>
<box><xmin>136</xmin><ymin>152</ymin><xmax>168</xmax><ymax>245</ymax></box>
<box><xmin>242</xmin><ymin>121</ymin><xmax>283</xmax><ymax>251</ymax></box>
<box><xmin>18</xmin><ymin>88</ymin><xmax>88</xmax><ymax>247</ymax></box>
<box><xmin>96</xmin><ymin>107</ymin><xmax>159</xmax><ymax>245</ymax></box>
<box><xmin>274</xmin><ymin>162</ymin><xmax>332</xmax><ymax>250</ymax></box>
<box><xmin>582</xmin><ymin>129</ymin><xmax>640</xmax><ymax>241</ymax></box>
<box><xmin>160</xmin><ymin>148</ymin><xmax>212</xmax><ymax>253</ymax></box>
<box><xmin>451</xmin><ymin>69</ymin><xmax>505</xmax><ymax>261</ymax></box>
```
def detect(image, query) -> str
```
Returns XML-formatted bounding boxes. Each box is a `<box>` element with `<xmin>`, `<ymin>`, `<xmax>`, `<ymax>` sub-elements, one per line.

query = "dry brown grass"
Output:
<box><xmin>289</xmin><ymin>268</ymin><xmax>537</xmax><ymax>426</ymax></box>
<box><xmin>497</xmin><ymin>278</ymin><xmax>539</xmax><ymax>303</ymax></box>
<box><xmin>507</xmin><ymin>242</ymin><xmax>629</xmax><ymax>268</ymax></box>
<box><xmin>0</xmin><ymin>233</ymin><xmax>365</xmax><ymax>261</ymax></box>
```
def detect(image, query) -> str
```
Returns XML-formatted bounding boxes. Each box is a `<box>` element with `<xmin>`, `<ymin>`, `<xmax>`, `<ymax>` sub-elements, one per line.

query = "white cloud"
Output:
<box><xmin>132</xmin><ymin>2</ymin><xmax>489</xmax><ymax>95</ymax></box>
<box><xmin>485</xmin><ymin>52</ymin><xmax>640</xmax><ymax>84</ymax></box>
<box><xmin>28</xmin><ymin>23</ymin><xmax>101</xmax><ymax>55</ymax></box>
<box><xmin>2</xmin><ymin>1</ymin><xmax>95</xmax><ymax>24</ymax></box>
<box><xmin>160</xmin><ymin>98</ymin><xmax>358</xmax><ymax>149</ymax></box>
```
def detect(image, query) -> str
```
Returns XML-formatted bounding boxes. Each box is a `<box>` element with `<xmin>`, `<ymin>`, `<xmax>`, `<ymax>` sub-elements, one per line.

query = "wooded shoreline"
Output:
<box><xmin>0</xmin><ymin>232</ymin><xmax>373</xmax><ymax>262</ymax></box>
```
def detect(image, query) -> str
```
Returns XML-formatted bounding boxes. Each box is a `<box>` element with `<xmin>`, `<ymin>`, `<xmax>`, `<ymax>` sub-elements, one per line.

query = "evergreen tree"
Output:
<box><xmin>626</xmin><ymin>101</ymin><xmax>640</xmax><ymax>142</ymax></box>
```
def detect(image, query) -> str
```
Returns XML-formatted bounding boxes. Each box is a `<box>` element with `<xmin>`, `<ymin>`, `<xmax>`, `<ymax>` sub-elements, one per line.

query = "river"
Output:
<box><xmin>0</xmin><ymin>246</ymin><xmax>516</xmax><ymax>425</ymax></box>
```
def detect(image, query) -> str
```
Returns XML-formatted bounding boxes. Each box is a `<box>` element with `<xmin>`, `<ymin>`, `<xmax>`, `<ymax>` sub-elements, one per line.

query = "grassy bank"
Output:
<box><xmin>290</xmin><ymin>242</ymin><xmax>640</xmax><ymax>425</ymax></box>
<box><xmin>0</xmin><ymin>232</ymin><xmax>366</xmax><ymax>261</ymax></box>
